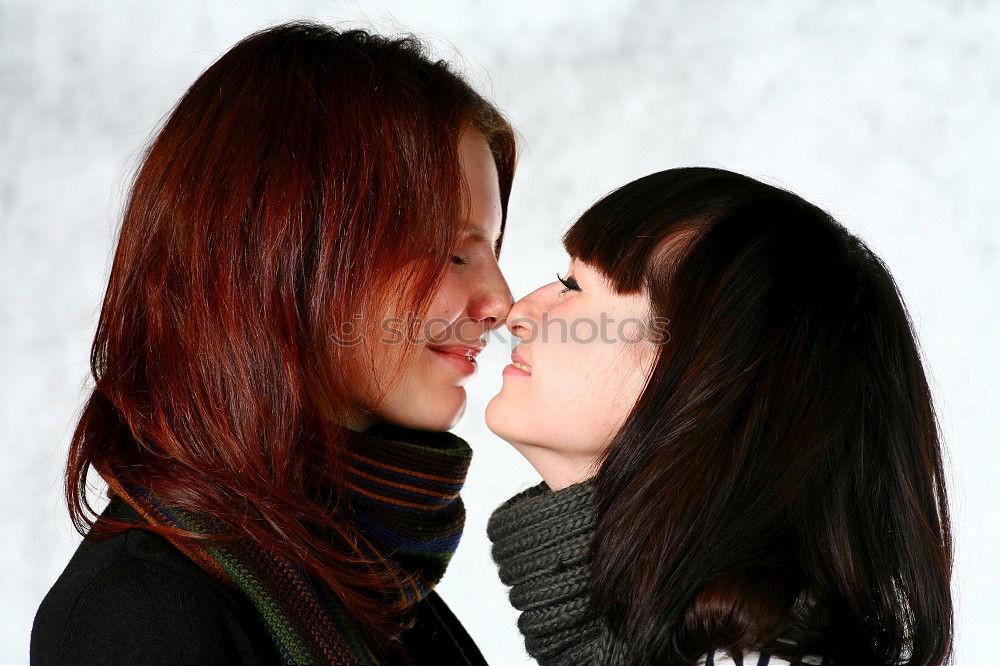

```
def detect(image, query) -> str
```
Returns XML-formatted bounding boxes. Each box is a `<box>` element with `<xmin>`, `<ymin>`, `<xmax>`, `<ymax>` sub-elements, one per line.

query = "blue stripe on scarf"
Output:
<box><xmin>355</xmin><ymin>511</ymin><xmax>462</xmax><ymax>554</ymax></box>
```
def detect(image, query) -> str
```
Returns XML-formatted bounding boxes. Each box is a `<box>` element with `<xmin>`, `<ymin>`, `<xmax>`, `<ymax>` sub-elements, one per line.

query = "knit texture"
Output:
<box><xmin>106</xmin><ymin>422</ymin><xmax>472</xmax><ymax>665</ymax></box>
<box><xmin>487</xmin><ymin>479</ymin><xmax>628</xmax><ymax>665</ymax></box>
<box><xmin>487</xmin><ymin>479</ymin><xmax>814</xmax><ymax>666</ymax></box>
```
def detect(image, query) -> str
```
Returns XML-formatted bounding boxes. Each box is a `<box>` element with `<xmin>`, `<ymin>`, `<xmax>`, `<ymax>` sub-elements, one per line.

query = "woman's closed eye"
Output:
<box><xmin>556</xmin><ymin>273</ymin><xmax>581</xmax><ymax>293</ymax></box>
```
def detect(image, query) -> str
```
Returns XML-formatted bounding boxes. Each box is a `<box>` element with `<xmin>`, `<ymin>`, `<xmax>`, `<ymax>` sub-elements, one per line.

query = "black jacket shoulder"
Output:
<box><xmin>32</xmin><ymin>498</ymin><xmax>488</xmax><ymax>665</ymax></box>
<box><xmin>31</xmin><ymin>498</ymin><xmax>276</xmax><ymax>665</ymax></box>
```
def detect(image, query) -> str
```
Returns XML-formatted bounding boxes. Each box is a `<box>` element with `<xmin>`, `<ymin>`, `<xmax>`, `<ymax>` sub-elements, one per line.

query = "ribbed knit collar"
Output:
<box><xmin>107</xmin><ymin>422</ymin><xmax>474</xmax><ymax>665</ymax></box>
<box><xmin>343</xmin><ymin>422</ymin><xmax>473</xmax><ymax>603</ymax></box>
<box><xmin>486</xmin><ymin>479</ymin><xmax>626</xmax><ymax>666</ymax></box>
<box><xmin>487</xmin><ymin>479</ymin><xmax>813</xmax><ymax>666</ymax></box>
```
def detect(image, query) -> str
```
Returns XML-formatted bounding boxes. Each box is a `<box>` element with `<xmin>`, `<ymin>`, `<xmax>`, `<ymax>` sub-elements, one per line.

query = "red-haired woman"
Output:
<box><xmin>32</xmin><ymin>21</ymin><xmax>515</xmax><ymax>665</ymax></box>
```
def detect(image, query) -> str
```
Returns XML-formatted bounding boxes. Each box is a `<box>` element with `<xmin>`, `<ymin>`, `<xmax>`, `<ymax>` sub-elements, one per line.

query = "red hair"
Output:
<box><xmin>66</xmin><ymin>20</ymin><xmax>515</xmax><ymax>648</ymax></box>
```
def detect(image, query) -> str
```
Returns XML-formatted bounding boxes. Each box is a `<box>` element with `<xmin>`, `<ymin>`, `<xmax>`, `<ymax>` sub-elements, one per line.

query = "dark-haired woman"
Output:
<box><xmin>32</xmin><ymin>21</ymin><xmax>516</xmax><ymax>665</ymax></box>
<box><xmin>485</xmin><ymin>167</ymin><xmax>952</xmax><ymax>666</ymax></box>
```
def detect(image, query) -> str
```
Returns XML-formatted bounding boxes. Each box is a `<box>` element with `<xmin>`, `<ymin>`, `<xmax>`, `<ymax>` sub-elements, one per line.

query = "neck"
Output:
<box><xmin>509</xmin><ymin>440</ymin><xmax>601</xmax><ymax>491</ymax></box>
<box><xmin>342</xmin><ymin>407</ymin><xmax>377</xmax><ymax>433</ymax></box>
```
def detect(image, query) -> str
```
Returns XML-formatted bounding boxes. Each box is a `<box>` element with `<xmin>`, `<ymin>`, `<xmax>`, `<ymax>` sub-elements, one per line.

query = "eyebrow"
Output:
<box><xmin>462</xmin><ymin>225</ymin><xmax>491</xmax><ymax>242</ymax></box>
<box><xmin>460</xmin><ymin>222</ymin><xmax>503</xmax><ymax>258</ymax></box>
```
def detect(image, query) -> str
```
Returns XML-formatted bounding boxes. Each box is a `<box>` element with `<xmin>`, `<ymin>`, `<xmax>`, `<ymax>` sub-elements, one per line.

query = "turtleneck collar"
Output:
<box><xmin>486</xmin><ymin>478</ymin><xmax>627</xmax><ymax>665</ymax></box>
<box><xmin>487</xmin><ymin>479</ymin><xmax>817</xmax><ymax>666</ymax></box>
<box><xmin>105</xmin><ymin>422</ymin><xmax>475</xmax><ymax>665</ymax></box>
<box><xmin>342</xmin><ymin>422</ymin><xmax>473</xmax><ymax>603</ymax></box>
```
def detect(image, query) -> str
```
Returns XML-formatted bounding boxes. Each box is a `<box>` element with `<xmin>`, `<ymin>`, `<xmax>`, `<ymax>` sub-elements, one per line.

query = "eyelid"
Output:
<box><xmin>556</xmin><ymin>272</ymin><xmax>581</xmax><ymax>292</ymax></box>
<box><xmin>453</xmin><ymin>235</ymin><xmax>504</xmax><ymax>265</ymax></box>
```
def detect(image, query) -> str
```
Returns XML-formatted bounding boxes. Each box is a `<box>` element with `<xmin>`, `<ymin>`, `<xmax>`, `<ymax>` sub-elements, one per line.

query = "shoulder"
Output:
<box><xmin>31</xmin><ymin>502</ymin><xmax>274</xmax><ymax>665</ymax></box>
<box><xmin>392</xmin><ymin>591</ymin><xmax>487</xmax><ymax>666</ymax></box>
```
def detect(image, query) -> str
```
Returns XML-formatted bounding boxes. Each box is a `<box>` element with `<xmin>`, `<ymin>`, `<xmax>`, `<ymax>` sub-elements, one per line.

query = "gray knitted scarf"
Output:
<box><xmin>487</xmin><ymin>481</ymin><xmax>813</xmax><ymax>666</ymax></box>
<box><xmin>486</xmin><ymin>479</ymin><xmax>628</xmax><ymax>666</ymax></box>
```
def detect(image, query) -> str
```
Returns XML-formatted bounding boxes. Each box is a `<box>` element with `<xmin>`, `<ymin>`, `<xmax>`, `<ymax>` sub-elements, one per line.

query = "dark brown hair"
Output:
<box><xmin>66</xmin><ymin>20</ymin><xmax>515</xmax><ymax>651</ymax></box>
<box><xmin>564</xmin><ymin>167</ymin><xmax>952</xmax><ymax>665</ymax></box>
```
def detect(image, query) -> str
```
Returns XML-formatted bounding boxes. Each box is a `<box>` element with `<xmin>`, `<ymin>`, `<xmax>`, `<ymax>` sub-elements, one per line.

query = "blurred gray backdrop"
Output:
<box><xmin>2</xmin><ymin>1</ymin><xmax>997</xmax><ymax>664</ymax></box>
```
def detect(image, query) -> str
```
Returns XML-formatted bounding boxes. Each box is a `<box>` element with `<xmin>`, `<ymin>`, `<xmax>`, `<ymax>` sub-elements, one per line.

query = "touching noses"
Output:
<box><xmin>467</xmin><ymin>268</ymin><xmax>514</xmax><ymax>334</ymax></box>
<box><xmin>505</xmin><ymin>284</ymin><xmax>549</xmax><ymax>341</ymax></box>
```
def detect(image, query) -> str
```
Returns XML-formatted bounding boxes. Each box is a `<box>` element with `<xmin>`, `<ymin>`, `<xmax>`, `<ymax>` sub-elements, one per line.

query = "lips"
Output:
<box><xmin>427</xmin><ymin>344</ymin><xmax>484</xmax><ymax>362</ymax></box>
<box><xmin>427</xmin><ymin>343</ymin><xmax>484</xmax><ymax>378</ymax></box>
<box><xmin>509</xmin><ymin>351</ymin><xmax>532</xmax><ymax>375</ymax></box>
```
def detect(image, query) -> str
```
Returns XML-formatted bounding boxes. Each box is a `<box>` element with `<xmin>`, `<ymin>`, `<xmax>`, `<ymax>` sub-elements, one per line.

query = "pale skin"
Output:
<box><xmin>485</xmin><ymin>259</ymin><xmax>659</xmax><ymax>490</ymax></box>
<box><xmin>347</xmin><ymin>129</ymin><xmax>514</xmax><ymax>433</ymax></box>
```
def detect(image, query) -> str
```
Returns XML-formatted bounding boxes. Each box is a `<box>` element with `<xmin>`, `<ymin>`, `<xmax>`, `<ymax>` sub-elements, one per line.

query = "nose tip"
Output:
<box><xmin>478</xmin><ymin>315</ymin><xmax>501</xmax><ymax>336</ymax></box>
<box><xmin>478</xmin><ymin>291</ymin><xmax>514</xmax><ymax>329</ymax></box>
<box><xmin>508</xmin><ymin>319</ymin><xmax>531</xmax><ymax>340</ymax></box>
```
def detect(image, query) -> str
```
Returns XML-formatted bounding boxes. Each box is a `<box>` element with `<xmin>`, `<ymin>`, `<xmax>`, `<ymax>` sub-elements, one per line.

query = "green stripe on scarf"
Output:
<box><xmin>107</xmin><ymin>423</ymin><xmax>473</xmax><ymax>665</ymax></box>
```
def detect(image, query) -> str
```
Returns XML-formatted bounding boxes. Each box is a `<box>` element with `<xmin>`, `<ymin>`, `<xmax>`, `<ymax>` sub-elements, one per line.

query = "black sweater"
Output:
<box><xmin>31</xmin><ymin>497</ymin><xmax>487</xmax><ymax>665</ymax></box>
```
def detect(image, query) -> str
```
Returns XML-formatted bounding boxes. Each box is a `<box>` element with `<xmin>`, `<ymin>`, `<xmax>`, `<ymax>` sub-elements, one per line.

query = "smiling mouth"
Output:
<box><xmin>427</xmin><ymin>344</ymin><xmax>483</xmax><ymax>377</ymax></box>
<box><xmin>506</xmin><ymin>351</ymin><xmax>532</xmax><ymax>376</ymax></box>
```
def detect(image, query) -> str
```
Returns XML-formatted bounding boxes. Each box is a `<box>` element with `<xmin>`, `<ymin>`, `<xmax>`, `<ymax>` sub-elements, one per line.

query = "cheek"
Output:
<box><xmin>423</xmin><ymin>274</ymin><xmax>467</xmax><ymax>341</ymax></box>
<box><xmin>531</xmin><ymin>338</ymin><xmax>633</xmax><ymax>452</ymax></box>
<box><xmin>375</xmin><ymin>345</ymin><xmax>468</xmax><ymax>430</ymax></box>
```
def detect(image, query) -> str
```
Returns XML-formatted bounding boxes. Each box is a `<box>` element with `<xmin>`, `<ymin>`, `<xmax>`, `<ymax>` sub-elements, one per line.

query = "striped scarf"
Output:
<box><xmin>104</xmin><ymin>423</ymin><xmax>472</xmax><ymax>665</ymax></box>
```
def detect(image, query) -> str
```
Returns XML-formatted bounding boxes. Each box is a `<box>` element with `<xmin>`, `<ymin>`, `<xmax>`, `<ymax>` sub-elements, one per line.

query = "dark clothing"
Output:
<box><xmin>487</xmin><ymin>479</ymin><xmax>824</xmax><ymax>666</ymax></box>
<box><xmin>32</xmin><ymin>497</ymin><xmax>486</xmax><ymax>665</ymax></box>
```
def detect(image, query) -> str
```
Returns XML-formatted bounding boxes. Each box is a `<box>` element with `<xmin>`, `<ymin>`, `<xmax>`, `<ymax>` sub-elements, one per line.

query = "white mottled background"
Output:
<box><xmin>2</xmin><ymin>1</ymin><xmax>997</xmax><ymax>664</ymax></box>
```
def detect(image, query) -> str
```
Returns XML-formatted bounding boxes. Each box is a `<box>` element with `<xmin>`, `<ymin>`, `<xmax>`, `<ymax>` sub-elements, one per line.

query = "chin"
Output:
<box><xmin>484</xmin><ymin>394</ymin><xmax>517</xmax><ymax>440</ymax></box>
<box><xmin>402</xmin><ymin>392</ymin><xmax>466</xmax><ymax>432</ymax></box>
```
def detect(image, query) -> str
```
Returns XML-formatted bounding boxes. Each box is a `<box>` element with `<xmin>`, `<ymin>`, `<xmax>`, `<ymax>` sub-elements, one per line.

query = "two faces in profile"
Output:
<box><xmin>49</xmin><ymin>21</ymin><xmax>953</xmax><ymax>666</ymax></box>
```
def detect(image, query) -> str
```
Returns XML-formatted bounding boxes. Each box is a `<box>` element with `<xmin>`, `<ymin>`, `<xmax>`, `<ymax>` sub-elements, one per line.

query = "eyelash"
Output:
<box><xmin>452</xmin><ymin>255</ymin><xmax>470</xmax><ymax>266</ymax></box>
<box><xmin>556</xmin><ymin>273</ymin><xmax>580</xmax><ymax>293</ymax></box>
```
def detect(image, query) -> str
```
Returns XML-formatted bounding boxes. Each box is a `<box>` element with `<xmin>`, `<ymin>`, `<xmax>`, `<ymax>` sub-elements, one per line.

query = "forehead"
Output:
<box><xmin>458</xmin><ymin>131</ymin><xmax>502</xmax><ymax>238</ymax></box>
<box><xmin>572</xmin><ymin>257</ymin><xmax>638</xmax><ymax>296</ymax></box>
<box><xmin>570</xmin><ymin>257</ymin><xmax>604</xmax><ymax>280</ymax></box>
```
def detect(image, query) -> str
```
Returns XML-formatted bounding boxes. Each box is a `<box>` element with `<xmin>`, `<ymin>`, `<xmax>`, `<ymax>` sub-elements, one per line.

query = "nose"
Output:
<box><xmin>505</xmin><ymin>286</ymin><xmax>546</xmax><ymax>341</ymax></box>
<box><xmin>467</xmin><ymin>266</ymin><xmax>514</xmax><ymax>334</ymax></box>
